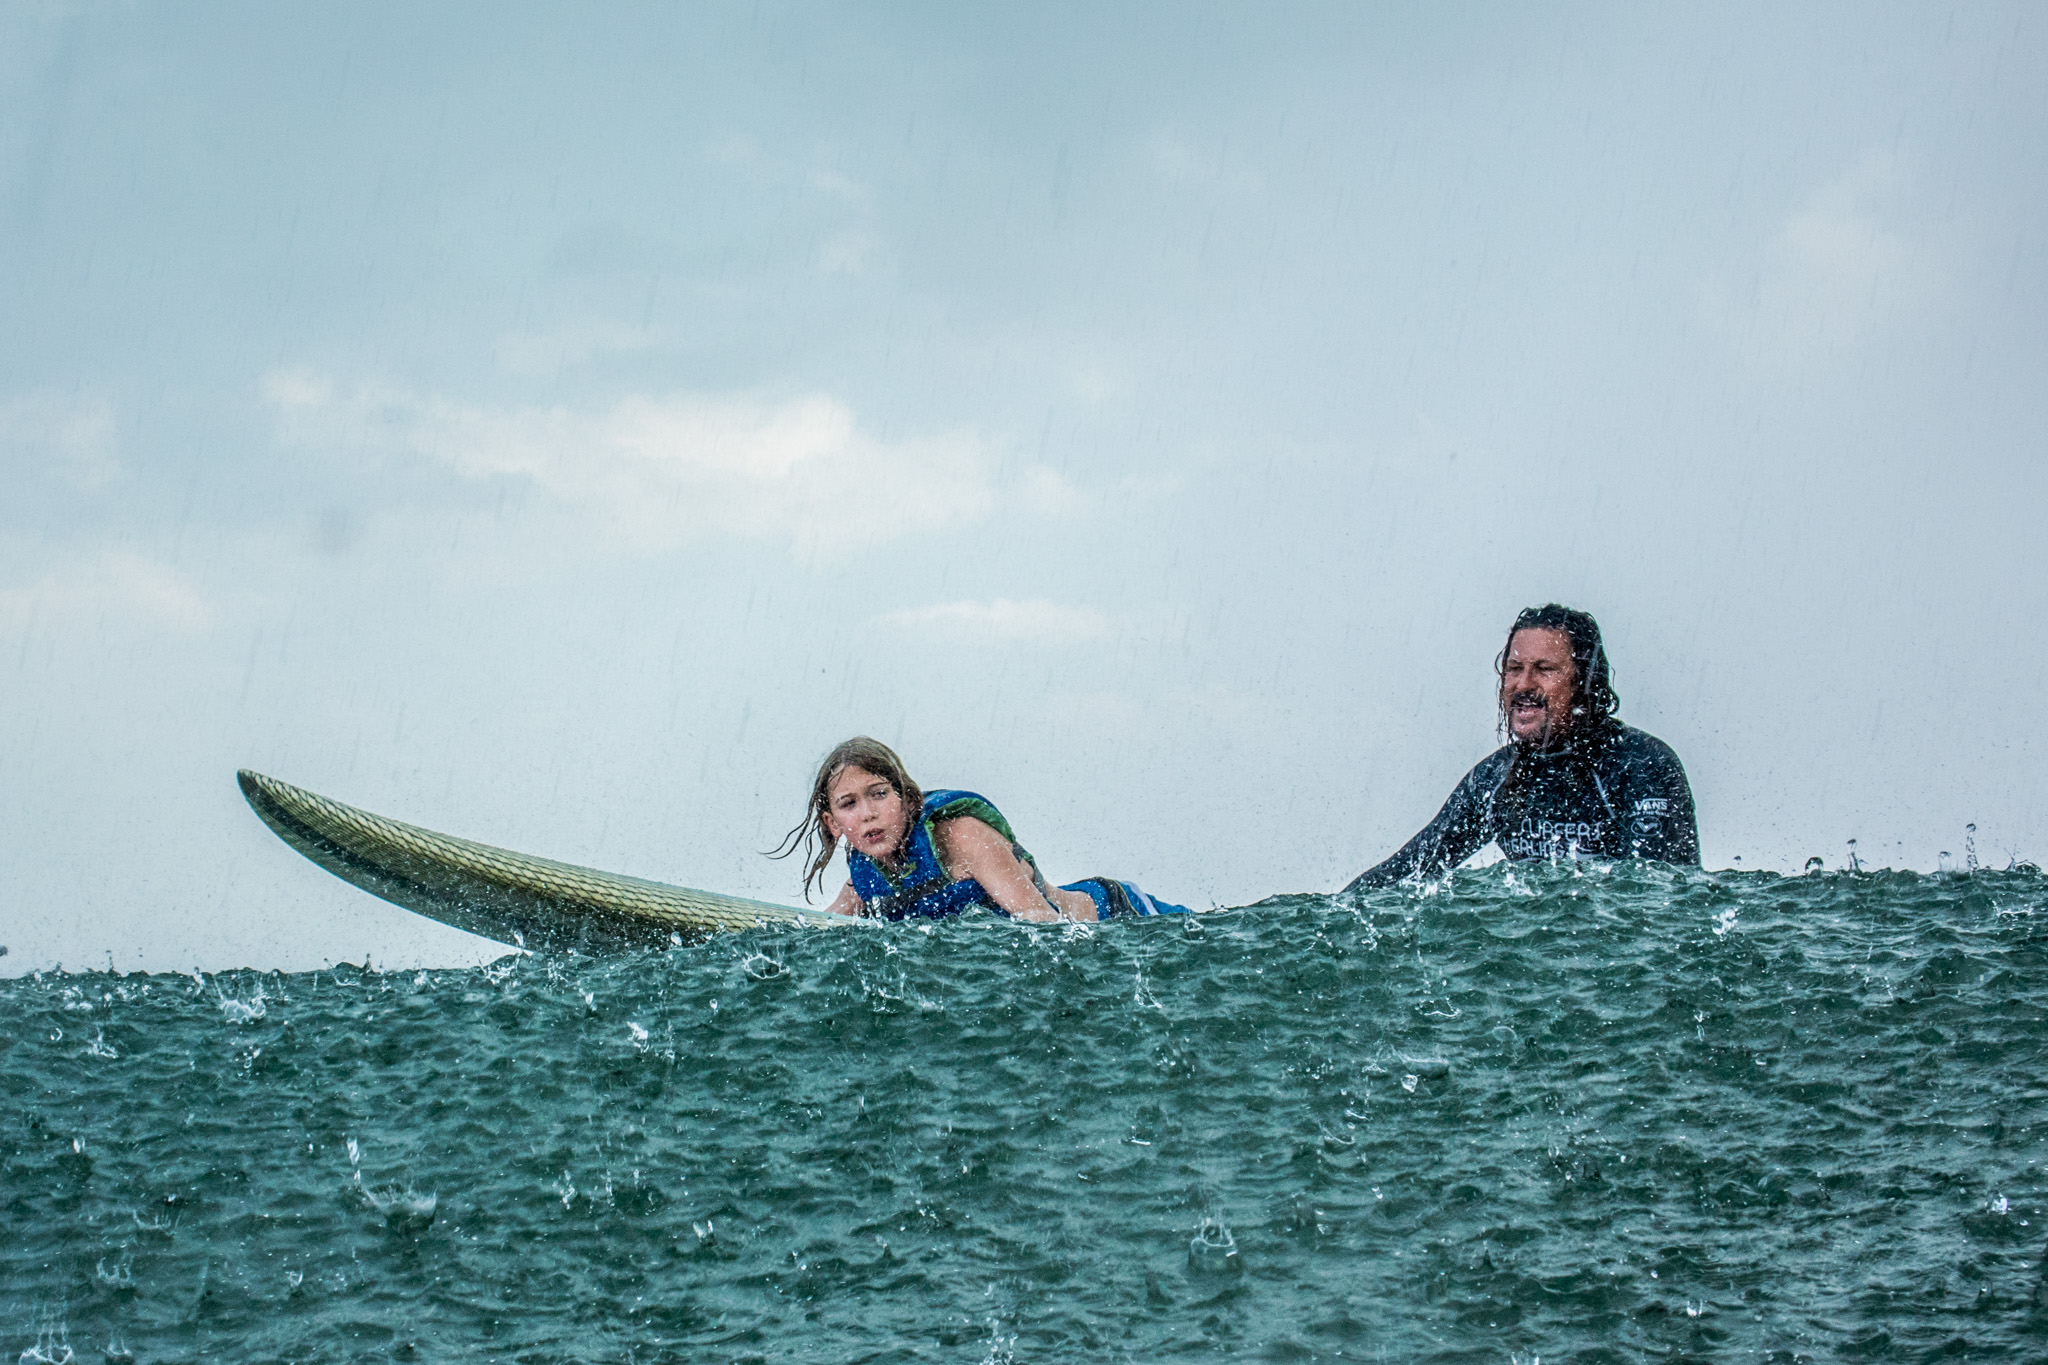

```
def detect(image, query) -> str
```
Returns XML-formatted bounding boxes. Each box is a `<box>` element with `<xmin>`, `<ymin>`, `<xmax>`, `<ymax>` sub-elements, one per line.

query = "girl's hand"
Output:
<box><xmin>821</xmin><ymin>881</ymin><xmax>865</xmax><ymax>917</ymax></box>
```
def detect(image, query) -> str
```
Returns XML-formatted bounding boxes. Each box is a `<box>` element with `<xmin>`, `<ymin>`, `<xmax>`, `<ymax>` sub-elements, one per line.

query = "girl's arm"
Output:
<box><xmin>935</xmin><ymin>818</ymin><xmax>1097</xmax><ymax>923</ymax></box>
<box><xmin>820</xmin><ymin>880</ymin><xmax>865</xmax><ymax>917</ymax></box>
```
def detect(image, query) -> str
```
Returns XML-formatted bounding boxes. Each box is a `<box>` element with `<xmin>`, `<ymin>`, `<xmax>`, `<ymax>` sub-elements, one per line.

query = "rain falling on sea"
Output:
<box><xmin>6</xmin><ymin>863</ymin><xmax>2047</xmax><ymax>1362</ymax></box>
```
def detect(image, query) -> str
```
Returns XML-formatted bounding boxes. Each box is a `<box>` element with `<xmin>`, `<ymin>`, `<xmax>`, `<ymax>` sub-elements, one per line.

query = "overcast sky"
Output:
<box><xmin>4</xmin><ymin>2</ymin><xmax>2043</xmax><ymax>975</ymax></box>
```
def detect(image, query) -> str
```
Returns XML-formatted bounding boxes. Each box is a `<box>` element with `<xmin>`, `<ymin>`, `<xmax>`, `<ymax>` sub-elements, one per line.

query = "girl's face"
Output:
<box><xmin>824</xmin><ymin>765</ymin><xmax>910</xmax><ymax>864</ymax></box>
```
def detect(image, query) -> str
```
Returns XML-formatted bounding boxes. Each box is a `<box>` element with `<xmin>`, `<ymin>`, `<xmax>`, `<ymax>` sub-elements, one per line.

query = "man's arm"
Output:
<box><xmin>1614</xmin><ymin>732</ymin><xmax>1700</xmax><ymax>865</ymax></box>
<box><xmin>1342</xmin><ymin>755</ymin><xmax>1503</xmax><ymax>893</ymax></box>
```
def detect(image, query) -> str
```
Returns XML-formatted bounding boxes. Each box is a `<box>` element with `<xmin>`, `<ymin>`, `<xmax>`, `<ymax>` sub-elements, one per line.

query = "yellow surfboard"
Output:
<box><xmin>238</xmin><ymin>770</ymin><xmax>849</xmax><ymax>952</ymax></box>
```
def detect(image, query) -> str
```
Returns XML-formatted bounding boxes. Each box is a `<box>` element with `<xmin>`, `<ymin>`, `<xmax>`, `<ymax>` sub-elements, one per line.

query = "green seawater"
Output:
<box><xmin>6</xmin><ymin>864</ymin><xmax>2047</xmax><ymax>1363</ymax></box>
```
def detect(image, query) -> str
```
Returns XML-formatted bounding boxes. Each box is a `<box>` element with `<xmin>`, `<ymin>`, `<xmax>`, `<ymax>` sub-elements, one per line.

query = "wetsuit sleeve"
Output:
<box><xmin>1613</xmin><ymin>733</ymin><xmax>1700</xmax><ymax>865</ymax></box>
<box><xmin>1342</xmin><ymin>755</ymin><xmax>1502</xmax><ymax>893</ymax></box>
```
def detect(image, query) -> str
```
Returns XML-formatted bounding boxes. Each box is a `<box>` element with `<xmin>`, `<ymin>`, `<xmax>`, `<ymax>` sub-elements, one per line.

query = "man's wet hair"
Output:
<box><xmin>1496</xmin><ymin>603</ymin><xmax>1620</xmax><ymax>731</ymax></box>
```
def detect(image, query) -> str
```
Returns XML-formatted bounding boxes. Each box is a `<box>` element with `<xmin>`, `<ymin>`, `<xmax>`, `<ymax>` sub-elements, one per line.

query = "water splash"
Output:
<box><xmin>128</xmin><ymin>1208</ymin><xmax>174</xmax><ymax>1239</ymax></box>
<box><xmin>363</xmin><ymin>1184</ymin><xmax>439</xmax><ymax>1233</ymax></box>
<box><xmin>1131</xmin><ymin>956</ymin><xmax>1165</xmax><ymax>1013</ymax></box>
<box><xmin>215</xmin><ymin>985</ymin><xmax>266</xmax><ymax>1024</ymax></box>
<box><xmin>740</xmin><ymin>952</ymin><xmax>787</xmax><ymax>981</ymax></box>
<box><xmin>17</xmin><ymin>1308</ymin><xmax>73</xmax><ymax>1365</ymax></box>
<box><xmin>339</xmin><ymin>1134</ymin><xmax>436</xmax><ymax>1230</ymax></box>
<box><xmin>979</xmin><ymin>1317</ymin><xmax>1018</xmax><ymax>1365</ymax></box>
<box><xmin>1188</xmin><ymin>1214</ymin><xmax>1241</xmax><ymax>1274</ymax></box>
<box><xmin>7</xmin><ymin>869</ymin><xmax>2047</xmax><ymax>1360</ymax></box>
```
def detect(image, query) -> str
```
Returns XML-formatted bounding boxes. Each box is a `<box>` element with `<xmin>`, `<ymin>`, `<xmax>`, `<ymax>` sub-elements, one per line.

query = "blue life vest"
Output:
<box><xmin>845</xmin><ymin>789</ymin><xmax>1037</xmax><ymax>921</ymax></box>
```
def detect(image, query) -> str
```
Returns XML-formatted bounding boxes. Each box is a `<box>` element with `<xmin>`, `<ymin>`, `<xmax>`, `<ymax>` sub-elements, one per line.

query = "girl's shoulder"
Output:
<box><xmin>921</xmin><ymin>789</ymin><xmax>1017</xmax><ymax>844</ymax></box>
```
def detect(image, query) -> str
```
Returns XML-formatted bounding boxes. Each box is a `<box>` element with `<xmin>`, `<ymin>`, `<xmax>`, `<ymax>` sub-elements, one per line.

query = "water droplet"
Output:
<box><xmin>365</xmin><ymin>1183</ymin><xmax>439</xmax><ymax>1232</ymax></box>
<box><xmin>742</xmin><ymin>953</ymin><xmax>787</xmax><ymax>981</ymax></box>
<box><xmin>1188</xmin><ymin>1214</ymin><xmax>1240</xmax><ymax>1273</ymax></box>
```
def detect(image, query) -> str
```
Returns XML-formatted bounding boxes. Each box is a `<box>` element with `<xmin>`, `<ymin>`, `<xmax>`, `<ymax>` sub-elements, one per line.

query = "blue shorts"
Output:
<box><xmin>1059</xmin><ymin>878</ymin><xmax>1192</xmax><ymax>918</ymax></box>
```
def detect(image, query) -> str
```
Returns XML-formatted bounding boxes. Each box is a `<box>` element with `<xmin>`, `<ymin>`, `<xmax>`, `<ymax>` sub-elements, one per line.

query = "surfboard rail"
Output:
<box><xmin>237</xmin><ymin>769</ymin><xmax>849</xmax><ymax>952</ymax></box>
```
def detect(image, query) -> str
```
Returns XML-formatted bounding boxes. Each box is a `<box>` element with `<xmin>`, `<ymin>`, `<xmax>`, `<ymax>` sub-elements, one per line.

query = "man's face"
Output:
<box><xmin>1499</xmin><ymin>627</ymin><xmax>1578</xmax><ymax>748</ymax></box>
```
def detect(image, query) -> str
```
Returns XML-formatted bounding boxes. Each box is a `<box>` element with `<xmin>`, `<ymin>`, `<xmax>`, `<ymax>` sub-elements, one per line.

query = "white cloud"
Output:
<box><xmin>492</xmin><ymin>322</ymin><xmax>665</xmax><ymax>378</ymax></box>
<box><xmin>1145</xmin><ymin>132</ymin><xmax>1207</xmax><ymax>183</ymax></box>
<box><xmin>261</xmin><ymin>370</ymin><xmax>332</xmax><ymax>411</ymax></box>
<box><xmin>1013</xmin><ymin>466</ymin><xmax>1094</xmax><ymax>518</ymax></box>
<box><xmin>263</xmin><ymin>374</ymin><xmax>1093</xmax><ymax>554</ymax></box>
<box><xmin>808</xmin><ymin>168</ymin><xmax>871</xmax><ymax>205</ymax></box>
<box><xmin>1704</xmin><ymin>149</ymin><xmax>1941</xmax><ymax>369</ymax></box>
<box><xmin>817</xmin><ymin>231</ymin><xmax>877</xmax><ymax>276</ymax></box>
<box><xmin>1139</xmin><ymin>130</ymin><xmax>1263</xmax><ymax>195</ymax></box>
<box><xmin>1072</xmin><ymin>361</ymin><xmax>1120</xmax><ymax>404</ymax></box>
<box><xmin>706</xmin><ymin>133</ymin><xmax>761</xmax><ymax>165</ymax></box>
<box><xmin>0</xmin><ymin>391</ymin><xmax>119</xmax><ymax>491</ymax></box>
<box><xmin>0</xmin><ymin>551</ymin><xmax>212</xmax><ymax>633</ymax></box>
<box><xmin>875</xmin><ymin>598</ymin><xmax>1112</xmax><ymax>643</ymax></box>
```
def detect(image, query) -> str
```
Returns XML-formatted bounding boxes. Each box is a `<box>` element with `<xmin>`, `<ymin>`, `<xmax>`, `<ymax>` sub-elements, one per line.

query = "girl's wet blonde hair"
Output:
<box><xmin>768</xmin><ymin>737</ymin><xmax>924</xmax><ymax>901</ymax></box>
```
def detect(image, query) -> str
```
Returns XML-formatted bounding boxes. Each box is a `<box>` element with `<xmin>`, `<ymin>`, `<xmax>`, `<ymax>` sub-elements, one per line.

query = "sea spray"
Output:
<box><xmin>4</xmin><ymin>862</ymin><xmax>2045</xmax><ymax>1361</ymax></box>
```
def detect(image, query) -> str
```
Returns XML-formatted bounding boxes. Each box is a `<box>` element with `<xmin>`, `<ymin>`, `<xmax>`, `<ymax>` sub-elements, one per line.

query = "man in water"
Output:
<box><xmin>1345</xmin><ymin>603</ymin><xmax>1699</xmax><ymax>891</ymax></box>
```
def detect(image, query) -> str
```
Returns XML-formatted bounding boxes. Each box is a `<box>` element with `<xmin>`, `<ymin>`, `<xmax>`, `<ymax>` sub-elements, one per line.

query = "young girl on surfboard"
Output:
<box><xmin>772</xmin><ymin>736</ymin><xmax>1189</xmax><ymax>922</ymax></box>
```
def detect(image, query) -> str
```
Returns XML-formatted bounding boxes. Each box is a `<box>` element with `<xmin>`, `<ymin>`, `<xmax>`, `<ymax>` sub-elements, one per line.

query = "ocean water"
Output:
<box><xmin>6</xmin><ymin>863</ymin><xmax>2046</xmax><ymax>1363</ymax></box>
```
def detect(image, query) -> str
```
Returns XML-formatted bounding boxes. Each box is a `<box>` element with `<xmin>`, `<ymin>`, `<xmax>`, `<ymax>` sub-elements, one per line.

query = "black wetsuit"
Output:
<box><xmin>1345</xmin><ymin>722</ymin><xmax>1699</xmax><ymax>892</ymax></box>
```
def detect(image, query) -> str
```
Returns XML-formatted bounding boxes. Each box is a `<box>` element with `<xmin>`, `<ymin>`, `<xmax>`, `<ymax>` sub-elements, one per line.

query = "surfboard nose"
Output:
<box><xmin>232</xmin><ymin>767</ymin><xmax>838</xmax><ymax>950</ymax></box>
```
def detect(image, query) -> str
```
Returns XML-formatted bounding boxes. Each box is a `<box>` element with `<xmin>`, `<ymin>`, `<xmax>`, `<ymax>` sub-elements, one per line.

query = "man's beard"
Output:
<box><xmin>1505</xmin><ymin>690</ymin><xmax>1561</xmax><ymax>748</ymax></box>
